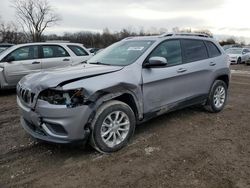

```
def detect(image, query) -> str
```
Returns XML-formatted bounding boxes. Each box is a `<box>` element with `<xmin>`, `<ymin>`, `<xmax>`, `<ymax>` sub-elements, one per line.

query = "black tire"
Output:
<box><xmin>90</xmin><ymin>100</ymin><xmax>136</xmax><ymax>153</ymax></box>
<box><xmin>237</xmin><ymin>57</ymin><xmax>241</xmax><ymax>64</ymax></box>
<box><xmin>205</xmin><ymin>80</ymin><xmax>228</xmax><ymax>113</ymax></box>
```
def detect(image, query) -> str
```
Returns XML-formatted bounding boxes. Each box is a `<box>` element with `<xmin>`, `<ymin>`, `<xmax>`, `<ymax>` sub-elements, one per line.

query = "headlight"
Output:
<box><xmin>39</xmin><ymin>88</ymin><xmax>86</xmax><ymax>108</ymax></box>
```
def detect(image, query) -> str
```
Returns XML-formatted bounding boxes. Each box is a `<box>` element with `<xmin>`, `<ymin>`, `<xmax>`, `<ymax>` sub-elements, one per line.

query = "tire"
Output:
<box><xmin>237</xmin><ymin>57</ymin><xmax>241</xmax><ymax>64</ymax></box>
<box><xmin>205</xmin><ymin>80</ymin><xmax>228</xmax><ymax>113</ymax></box>
<box><xmin>90</xmin><ymin>100</ymin><xmax>136</xmax><ymax>153</ymax></box>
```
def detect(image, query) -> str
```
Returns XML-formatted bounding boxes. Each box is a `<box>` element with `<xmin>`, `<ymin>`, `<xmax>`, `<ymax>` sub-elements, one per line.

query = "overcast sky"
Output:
<box><xmin>1</xmin><ymin>0</ymin><xmax>250</xmax><ymax>42</ymax></box>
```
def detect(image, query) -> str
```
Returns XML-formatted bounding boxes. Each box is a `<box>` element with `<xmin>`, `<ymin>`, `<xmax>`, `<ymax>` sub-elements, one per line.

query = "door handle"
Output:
<box><xmin>63</xmin><ymin>58</ymin><xmax>70</xmax><ymax>61</ymax></box>
<box><xmin>177</xmin><ymin>68</ymin><xmax>187</xmax><ymax>73</ymax></box>
<box><xmin>210</xmin><ymin>62</ymin><xmax>216</xmax><ymax>66</ymax></box>
<box><xmin>32</xmin><ymin>61</ymin><xmax>40</xmax><ymax>64</ymax></box>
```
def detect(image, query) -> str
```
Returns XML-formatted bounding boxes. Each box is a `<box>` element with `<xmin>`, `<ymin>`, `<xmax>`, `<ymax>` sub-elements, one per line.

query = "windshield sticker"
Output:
<box><xmin>127</xmin><ymin>47</ymin><xmax>145</xmax><ymax>51</ymax></box>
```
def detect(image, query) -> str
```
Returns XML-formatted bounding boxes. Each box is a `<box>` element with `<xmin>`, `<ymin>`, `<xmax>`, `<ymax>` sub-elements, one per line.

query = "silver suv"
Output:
<box><xmin>17</xmin><ymin>33</ymin><xmax>230</xmax><ymax>153</ymax></box>
<box><xmin>0</xmin><ymin>42</ymin><xmax>92</xmax><ymax>89</ymax></box>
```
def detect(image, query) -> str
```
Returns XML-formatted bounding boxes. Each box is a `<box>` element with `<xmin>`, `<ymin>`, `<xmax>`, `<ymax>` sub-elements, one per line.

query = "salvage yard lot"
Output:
<box><xmin>1</xmin><ymin>65</ymin><xmax>250</xmax><ymax>188</ymax></box>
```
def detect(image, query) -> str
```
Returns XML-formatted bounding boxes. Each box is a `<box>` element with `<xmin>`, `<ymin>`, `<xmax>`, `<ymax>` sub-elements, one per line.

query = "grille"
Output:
<box><xmin>17</xmin><ymin>84</ymin><xmax>35</xmax><ymax>104</ymax></box>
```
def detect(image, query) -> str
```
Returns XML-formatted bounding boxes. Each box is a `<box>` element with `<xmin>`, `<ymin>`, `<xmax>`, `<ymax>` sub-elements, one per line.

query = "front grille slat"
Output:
<box><xmin>17</xmin><ymin>84</ymin><xmax>35</xmax><ymax>105</ymax></box>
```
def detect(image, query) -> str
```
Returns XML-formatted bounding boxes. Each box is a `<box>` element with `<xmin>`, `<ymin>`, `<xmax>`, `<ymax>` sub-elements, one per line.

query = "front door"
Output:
<box><xmin>3</xmin><ymin>45</ymin><xmax>42</xmax><ymax>85</ymax></box>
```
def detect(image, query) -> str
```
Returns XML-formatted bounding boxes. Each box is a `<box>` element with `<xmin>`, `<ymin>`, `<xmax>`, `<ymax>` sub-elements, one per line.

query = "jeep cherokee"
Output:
<box><xmin>17</xmin><ymin>33</ymin><xmax>230</xmax><ymax>153</ymax></box>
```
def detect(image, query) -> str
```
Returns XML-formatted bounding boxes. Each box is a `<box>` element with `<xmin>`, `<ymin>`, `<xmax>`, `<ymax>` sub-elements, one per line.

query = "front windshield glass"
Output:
<box><xmin>88</xmin><ymin>40</ymin><xmax>155</xmax><ymax>66</ymax></box>
<box><xmin>0</xmin><ymin>47</ymin><xmax>8</xmax><ymax>53</ymax></box>
<box><xmin>226</xmin><ymin>48</ymin><xmax>242</xmax><ymax>54</ymax></box>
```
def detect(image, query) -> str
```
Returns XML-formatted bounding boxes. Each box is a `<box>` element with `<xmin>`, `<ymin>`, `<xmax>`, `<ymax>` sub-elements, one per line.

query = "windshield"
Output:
<box><xmin>88</xmin><ymin>40</ymin><xmax>155</xmax><ymax>66</ymax></box>
<box><xmin>0</xmin><ymin>47</ymin><xmax>8</xmax><ymax>53</ymax></box>
<box><xmin>226</xmin><ymin>48</ymin><xmax>242</xmax><ymax>54</ymax></box>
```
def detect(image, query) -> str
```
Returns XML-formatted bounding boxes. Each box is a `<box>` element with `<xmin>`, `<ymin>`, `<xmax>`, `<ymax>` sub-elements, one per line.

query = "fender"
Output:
<box><xmin>85</xmin><ymin>86</ymin><xmax>143</xmax><ymax>125</ymax></box>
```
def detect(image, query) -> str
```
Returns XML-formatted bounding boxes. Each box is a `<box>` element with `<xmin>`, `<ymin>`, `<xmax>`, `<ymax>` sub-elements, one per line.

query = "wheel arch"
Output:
<box><xmin>215</xmin><ymin>74</ymin><xmax>229</xmax><ymax>88</ymax></box>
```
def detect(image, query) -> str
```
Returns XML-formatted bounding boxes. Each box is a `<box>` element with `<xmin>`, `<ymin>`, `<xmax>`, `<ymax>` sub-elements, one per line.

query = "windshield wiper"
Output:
<box><xmin>89</xmin><ymin>62</ymin><xmax>111</xmax><ymax>66</ymax></box>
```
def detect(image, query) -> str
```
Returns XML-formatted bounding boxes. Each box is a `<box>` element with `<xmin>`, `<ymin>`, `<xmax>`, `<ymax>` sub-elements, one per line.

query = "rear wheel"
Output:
<box><xmin>205</xmin><ymin>80</ymin><xmax>228</xmax><ymax>113</ymax></box>
<box><xmin>90</xmin><ymin>100</ymin><xmax>135</xmax><ymax>153</ymax></box>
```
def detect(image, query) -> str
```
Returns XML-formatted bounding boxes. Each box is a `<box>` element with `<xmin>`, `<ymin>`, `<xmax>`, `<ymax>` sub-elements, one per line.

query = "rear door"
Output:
<box><xmin>179</xmin><ymin>39</ymin><xmax>215</xmax><ymax>100</ymax></box>
<box><xmin>3</xmin><ymin>45</ymin><xmax>41</xmax><ymax>85</ymax></box>
<box><xmin>41</xmin><ymin>45</ymin><xmax>72</xmax><ymax>70</ymax></box>
<box><xmin>67</xmin><ymin>45</ymin><xmax>91</xmax><ymax>65</ymax></box>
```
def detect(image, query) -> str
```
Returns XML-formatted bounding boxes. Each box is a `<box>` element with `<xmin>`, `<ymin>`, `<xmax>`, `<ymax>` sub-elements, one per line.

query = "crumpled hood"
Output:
<box><xmin>19</xmin><ymin>64</ymin><xmax>123</xmax><ymax>92</ymax></box>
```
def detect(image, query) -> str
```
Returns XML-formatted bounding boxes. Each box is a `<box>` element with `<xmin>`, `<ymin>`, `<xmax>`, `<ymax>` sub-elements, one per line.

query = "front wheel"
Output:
<box><xmin>237</xmin><ymin>57</ymin><xmax>241</xmax><ymax>64</ymax></box>
<box><xmin>205</xmin><ymin>80</ymin><xmax>228</xmax><ymax>113</ymax></box>
<box><xmin>90</xmin><ymin>100</ymin><xmax>136</xmax><ymax>153</ymax></box>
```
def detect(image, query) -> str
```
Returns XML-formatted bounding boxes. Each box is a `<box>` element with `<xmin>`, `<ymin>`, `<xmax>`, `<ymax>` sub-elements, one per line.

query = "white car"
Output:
<box><xmin>226</xmin><ymin>48</ymin><xmax>250</xmax><ymax>64</ymax></box>
<box><xmin>0</xmin><ymin>42</ymin><xmax>92</xmax><ymax>89</ymax></box>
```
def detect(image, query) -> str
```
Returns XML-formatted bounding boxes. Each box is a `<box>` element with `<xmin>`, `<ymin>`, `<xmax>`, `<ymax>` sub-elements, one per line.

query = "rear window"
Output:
<box><xmin>205</xmin><ymin>41</ymin><xmax>221</xmax><ymax>58</ymax></box>
<box><xmin>181</xmin><ymin>39</ymin><xmax>208</xmax><ymax>63</ymax></box>
<box><xmin>68</xmin><ymin>45</ymin><xmax>89</xmax><ymax>56</ymax></box>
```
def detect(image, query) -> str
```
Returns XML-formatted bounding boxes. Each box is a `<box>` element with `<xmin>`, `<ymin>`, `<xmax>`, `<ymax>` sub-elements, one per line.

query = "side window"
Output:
<box><xmin>243</xmin><ymin>49</ymin><xmax>250</xmax><ymax>53</ymax></box>
<box><xmin>149</xmin><ymin>40</ymin><xmax>182</xmax><ymax>66</ymax></box>
<box><xmin>205</xmin><ymin>41</ymin><xmax>221</xmax><ymax>58</ymax></box>
<box><xmin>67</xmin><ymin>45</ymin><xmax>89</xmax><ymax>56</ymax></box>
<box><xmin>42</xmin><ymin>45</ymin><xmax>70</xmax><ymax>58</ymax></box>
<box><xmin>7</xmin><ymin>46</ymin><xmax>39</xmax><ymax>61</ymax></box>
<box><xmin>181</xmin><ymin>39</ymin><xmax>208</xmax><ymax>63</ymax></box>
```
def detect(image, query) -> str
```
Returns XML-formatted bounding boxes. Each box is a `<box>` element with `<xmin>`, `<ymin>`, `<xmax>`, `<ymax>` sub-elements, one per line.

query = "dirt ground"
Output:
<box><xmin>1</xmin><ymin>64</ymin><xmax>250</xmax><ymax>188</ymax></box>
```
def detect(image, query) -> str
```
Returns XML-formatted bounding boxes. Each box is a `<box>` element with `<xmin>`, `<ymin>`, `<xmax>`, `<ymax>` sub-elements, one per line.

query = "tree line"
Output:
<box><xmin>0</xmin><ymin>0</ymin><xmax>247</xmax><ymax>48</ymax></box>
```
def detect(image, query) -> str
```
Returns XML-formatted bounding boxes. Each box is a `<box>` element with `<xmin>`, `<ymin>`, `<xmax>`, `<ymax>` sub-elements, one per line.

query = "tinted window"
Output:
<box><xmin>149</xmin><ymin>40</ymin><xmax>182</xmax><ymax>66</ymax></box>
<box><xmin>205</xmin><ymin>41</ymin><xmax>221</xmax><ymax>58</ymax></box>
<box><xmin>7</xmin><ymin>46</ymin><xmax>39</xmax><ymax>61</ymax></box>
<box><xmin>42</xmin><ymin>45</ymin><xmax>69</xmax><ymax>58</ymax></box>
<box><xmin>68</xmin><ymin>45</ymin><xmax>88</xmax><ymax>56</ymax></box>
<box><xmin>182</xmin><ymin>39</ymin><xmax>208</xmax><ymax>63</ymax></box>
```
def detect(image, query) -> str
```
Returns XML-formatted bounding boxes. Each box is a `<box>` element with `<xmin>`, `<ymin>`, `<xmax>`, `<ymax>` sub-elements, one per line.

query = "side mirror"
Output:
<box><xmin>144</xmin><ymin>57</ymin><xmax>168</xmax><ymax>68</ymax></box>
<box><xmin>6</xmin><ymin>56</ymin><xmax>15</xmax><ymax>63</ymax></box>
<box><xmin>242</xmin><ymin>52</ymin><xmax>246</xmax><ymax>55</ymax></box>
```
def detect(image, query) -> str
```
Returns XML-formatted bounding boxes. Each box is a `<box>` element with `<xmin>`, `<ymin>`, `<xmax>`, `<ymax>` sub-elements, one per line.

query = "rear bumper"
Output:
<box><xmin>17</xmin><ymin>96</ymin><xmax>92</xmax><ymax>143</ymax></box>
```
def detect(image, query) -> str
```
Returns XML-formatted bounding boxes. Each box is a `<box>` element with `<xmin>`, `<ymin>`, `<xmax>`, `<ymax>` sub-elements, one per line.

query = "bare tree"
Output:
<box><xmin>12</xmin><ymin>0</ymin><xmax>61</xmax><ymax>42</ymax></box>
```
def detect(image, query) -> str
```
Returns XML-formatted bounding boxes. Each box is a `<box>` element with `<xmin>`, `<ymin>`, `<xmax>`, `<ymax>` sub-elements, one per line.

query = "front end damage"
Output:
<box><xmin>16</xmin><ymin>64</ymin><xmax>142</xmax><ymax>143</ymax></box>
<box><xmin>17</xmin><ymin>86</ymin><xmax>93</xmax><ymax>143</ymax></box>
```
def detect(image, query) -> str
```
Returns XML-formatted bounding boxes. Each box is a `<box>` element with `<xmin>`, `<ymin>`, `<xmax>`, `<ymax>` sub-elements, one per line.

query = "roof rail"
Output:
<box><xmin>45</xmin><ymin>40</ymin><xmax>70</xmax><ymax>43</ymax></box>
<box><xmin>160</xmin><ymin>32</ymin><xmax>212</xmax><ymax>38</ymax></box>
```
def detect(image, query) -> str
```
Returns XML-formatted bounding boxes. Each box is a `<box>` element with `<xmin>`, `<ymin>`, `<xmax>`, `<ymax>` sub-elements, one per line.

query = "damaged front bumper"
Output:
<box><xmin>17</xmin><ymin>96</ymin><xmax>92</xmax><ymax>144</ymax></box>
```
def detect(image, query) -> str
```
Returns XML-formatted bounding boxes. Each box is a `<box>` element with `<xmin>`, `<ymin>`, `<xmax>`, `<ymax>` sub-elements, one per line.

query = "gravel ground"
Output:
<box><xmin>0</xmin><ymin>64</ymin><xmax>250</xmax><ymax>188</ymax></box>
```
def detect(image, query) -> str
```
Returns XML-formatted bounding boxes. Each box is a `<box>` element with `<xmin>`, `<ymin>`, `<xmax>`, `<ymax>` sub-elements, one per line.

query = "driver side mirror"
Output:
<box><xmin>144</xmin><ymin>57</ymin><xmax>168</xmax><ymax>68</ymax></box>
<box><xmin>5</xmin><ymin>56</ymin><xmax>15</xmax><ymax>63</ymax></box>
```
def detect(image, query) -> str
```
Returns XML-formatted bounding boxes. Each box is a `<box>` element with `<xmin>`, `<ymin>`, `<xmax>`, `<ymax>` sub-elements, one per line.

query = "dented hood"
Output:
<box><xmin>19</xmin><ymin>64</ymin><xmax>123</xmax><ymax>92</ymax></box>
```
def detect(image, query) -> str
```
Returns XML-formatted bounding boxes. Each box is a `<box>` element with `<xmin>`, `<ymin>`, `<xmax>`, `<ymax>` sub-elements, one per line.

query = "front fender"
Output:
<box><xmin>86</xmin><ymin>87</ymin><xmax>143</xmax><ymax>122</ymax></box>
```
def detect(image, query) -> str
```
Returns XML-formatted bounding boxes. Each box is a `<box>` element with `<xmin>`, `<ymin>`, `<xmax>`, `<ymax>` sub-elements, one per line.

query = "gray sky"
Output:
<box><xmin>1</xmin><ymin>0</ymin><xmax>250</xmax><ymax>42</ymax></box>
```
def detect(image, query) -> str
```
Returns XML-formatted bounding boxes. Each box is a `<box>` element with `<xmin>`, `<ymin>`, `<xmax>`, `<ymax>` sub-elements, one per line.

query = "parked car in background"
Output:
<box><xmin>88</xmin><ymin>48</ymin><xmax>103</xmax><ymax>55</ymax></box>
<box><xmin>17</xmin><ymin>33</ymin><xmax>230</xmax><ymax>153</ymax></box>
<box><xmin>0</xmin><ymin>43</ymin><xmax>14</xmax><ymax>53</ymax></box>
<box><xmin>226</xmin><ymin>48</ymin><xmax>250</xmax><ymax>64</ymax></box>
<box><xmin>0</xmin><ymin>42</ymin><xmax>92</xmax><ymax>89</ymax></box>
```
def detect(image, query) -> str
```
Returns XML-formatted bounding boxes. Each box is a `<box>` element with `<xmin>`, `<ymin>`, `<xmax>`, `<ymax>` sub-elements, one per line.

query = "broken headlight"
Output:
<box><xmin>38</xmin><ymin>88</ymin><xmax>87</xmax><ymax>108</ymax></box>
